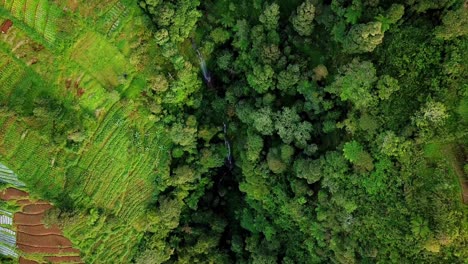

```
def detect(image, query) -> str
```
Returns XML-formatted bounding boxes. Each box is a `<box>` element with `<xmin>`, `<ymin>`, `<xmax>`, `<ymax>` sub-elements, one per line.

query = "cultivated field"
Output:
<box><xmin>1</xmin><ymin>187</ymin><xmax>83</xmax><ymax>263</ymax></box>
<box><xmin>0</xmin><ymin>0</ymin><xmax>172</xmax><ymax>262</ymax></box>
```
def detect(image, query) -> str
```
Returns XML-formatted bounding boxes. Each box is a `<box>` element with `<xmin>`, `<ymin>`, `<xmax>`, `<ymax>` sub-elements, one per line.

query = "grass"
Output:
<box><xmin>69</xmin><ymin>31</ymin><xmax>132</xmax><ymax>89</ymax></box>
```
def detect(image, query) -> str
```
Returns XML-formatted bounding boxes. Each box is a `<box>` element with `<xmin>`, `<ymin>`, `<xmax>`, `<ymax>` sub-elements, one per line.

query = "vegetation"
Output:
<box><xmin>0</xmin><ymin>0</ymin><xmax>467</xmax><ymax>263</ymax></box>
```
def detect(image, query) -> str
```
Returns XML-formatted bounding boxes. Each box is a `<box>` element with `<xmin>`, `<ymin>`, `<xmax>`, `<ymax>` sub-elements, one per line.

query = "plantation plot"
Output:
<box><xmin>0</xmin><ymin>50</ymin><xmax>55</xmax><ymax>115</ymax></box>
<box><xmin>65</xmin><ymin>220</ymin><xmax>141</xmax><ymax>264</ymax></box>
<box><xmin>55</xmin><ymin>60</ymin><xmax>120</xmax><ymax>111</ymax></box>
<box><xmin>0</xmin><ymin>118</ymin><xmax>67</xmax><ymax>196</ymax></box>
<box><xmin>0</xmin><ymin>0</ymin><xmax>62</xmax><ymax>45</ymax></box>
<box><xmin>0</xmin><ymin>18</ymin><xmax>56</xmax><ymax>77</ymax></box>
<box><xmin>70</xmin><ymin>104</ymin><xmax>170</xmax><ymax>218</ymax></box>
<box><xmin>0</xmin><ymin>52</ymin><xmax>25</xmax><ymax>96</ymax></box>
<box><xmin>98</xmin><ymin>0</ymin><xmax>129</xmax><ymax>36</ymax></box>
<box><xmin>70</xmin><ymin>32</ymin><xmax>132</xmax><ymax>89</ymax></box>
<box><xmin>63</xmin><ymin>0</ymin><xmax>119</xmax><ymax>20</ymax></box>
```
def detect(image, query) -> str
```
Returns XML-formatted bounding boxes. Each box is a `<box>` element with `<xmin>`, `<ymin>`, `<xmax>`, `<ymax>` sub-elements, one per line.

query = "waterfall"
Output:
<box><xmin>196</xmin><ymin>49</ymin><xmax>212</xmax><ymax>85</ymax></box>
<box><xmin>223</xmin><ymin>122</ymin><xmax>233</xmax><ymax>170</ymax></box>
<box><xmin>191</xmin><ymin>39</ymin><xmax>233</xmax><ymax>169</ymax></box>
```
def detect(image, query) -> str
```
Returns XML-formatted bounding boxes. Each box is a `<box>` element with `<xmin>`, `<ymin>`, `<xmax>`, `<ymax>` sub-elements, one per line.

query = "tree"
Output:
<box><xmin>413</xmin><ymin>101</ymin><xmax>449</xmax><ymax>138</ymax></box>
<box><xmin>251</xmin><ymin>107</ymin><xmax>275</xmax><ymax>135</ymax></box>
<box><xmin>407</xmin><ymin>0</ymin><xmax>455</xmax><ymax>13</ymax></box>
<box><xmin>294</xmin><ymin>158</ymin><xmax>321</xmax><ymax>184</ymax></box>
<box><xmin>261</xmin><ymin>44</ymin><xmax>281</xmax><ymax>64</ymax></box>
<box><xmin>376</xmin><ymin>4</ymin><xmax>405</xmax><ymax>32</ymax></box>
<box><xmin>150</xmin><ymin>74</ymin><xmax>169</xmax><ymax>93</ymax></box>
<box><xmin>245</xmin><ymin>131</ymin><xmax>264</xmax><ymax>162</ymax></box>
<box><xmin>312</xmin><ymin>65</ymin><xmax>328</xmax><ymax>81</ymax></box>
<box><xmin>259</xmin><ymin>3</ymin><xmax>280</xmax><ymax>31</ymax></box>
<box><xmin>247</xmin><ymin>64</ymin><xmax>275</xmax><ymax>93</ymax></box>
<box><xmin>233</xmin><ymin>19</ymin><xmax>250</xmax><ymax>51</ymax></box>
<box><xmin>267</xmin><ymin>147</ymin><xmax>287</xmax><ymax>174</ymax></box>
<box><xmin>217</xmin><ymin>51</ymin><xmax>233</xmax><ymax>71</ymax></box>
<box><xmin>277</xmin><ymin>64</ymin><xmax>300</xmax><ymax>93</ymax></box>
<box><xmin>376</xmin><ymin>75</ymin><xmax>399</xmax><ymax>100</ymax></box>
<box><xmin>291</xmin><ymin>0</ymin><xmax>316</xmax><ymax>36</ymax></box>
<box><xmin>170</xmin><ymin>120</ymin><xmax>197</xmax><ymax>153</ymax></box>
<box><xmin>210</xmin><ymin>27</ymin><xmax>231</xmax><ymax>44</ymax></box>
<box><xmin>343</xmin><ymin>22</ymin><xmax>384</xmax><ymax>54</ymax></box>
<box><xmin>172</xmin><ymin>165</ymin><xmax>198</xmax><ymax>185</ymax></box>
<box><xmin>155</xmin><ymin>29</ymin><xmax>170</xmax><ymax>45</ymax></box>
<box><xmin>325</xmin><ymin>59</ymin><xmax>377</xmax><ymax>109</ymax></box>
<box><xmin>275</xmin><ymin>107</ymin><xmax>313</xmax><ymax>147</ymax></box>
<box><xmin>343</xmin><ymin>140</ymin><xmax>374</xmax><ymax>171</ymax></box>
<box><xmin>140</xmin><ymin>0</ymin><xmax>201</xmax><ymax>44</ymax></box>
<box><xmin>435</xmin><ymin>6</ymin><xmax>468</xmax><ymax>40</ymax></box>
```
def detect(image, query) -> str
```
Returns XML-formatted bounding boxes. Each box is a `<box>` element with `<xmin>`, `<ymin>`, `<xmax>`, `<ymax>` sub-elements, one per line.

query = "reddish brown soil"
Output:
<box><xmin>14</xmin><ymin>212</ymin><xmax>44</xmax><ymax>225</ymax></box>
<box><xmin>23</xmin><ymin>203</ymin><xmax>53</xmax><ymax>214</ymax></box>
<box><xmin>0</xmin><ymin>19</ymin><xmax>12</xmax><ymax>34</ymax></box>
<box><xmin>0</xmin><ymin>187</ymin><xmax>28</xmax><ymax>200</ymax></box>
<box><xmin>17</xmin><ymin>232</ymin><xmax>73</xmax><ymax>247</ymax></box>
<box><xmin>1</xmin><ymin>187</ymin><xmax>83</xmax><ymax>263</ymax></box>
<box><xmin>19</xmin><ymin>257</ymin><xmax>39</xmax><ymax>264</ymax></box>
<box><xmin>17</xmin><ymin>225</ymin><xmax>63</xmax><ymax>235</ymax></box>
<box><xmin>16</xmin><ymin>199</ymin><xmax>34</xmax><ymax>206</ymax></box>
<box><xmin>17</xmin><ymin>244</ymin><xmax>80</xmax><ymax>254</ymax></box>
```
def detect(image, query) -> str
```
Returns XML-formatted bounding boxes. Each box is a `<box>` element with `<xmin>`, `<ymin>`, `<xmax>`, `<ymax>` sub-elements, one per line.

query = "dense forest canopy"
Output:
<box><xmin>0</xmin><ymin>0</ymin><xmax>466</xmax><ymax>263</ymax></box>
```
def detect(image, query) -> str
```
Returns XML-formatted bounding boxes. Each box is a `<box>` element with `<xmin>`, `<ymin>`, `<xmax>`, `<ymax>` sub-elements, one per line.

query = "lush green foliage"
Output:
<box><xmin>0</xmin><ymin>0</ymin><xmax>467</xmax><ymax>263</ymax></box>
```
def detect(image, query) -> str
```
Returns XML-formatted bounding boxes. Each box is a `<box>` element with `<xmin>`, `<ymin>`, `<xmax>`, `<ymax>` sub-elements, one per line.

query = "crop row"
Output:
<box><xmin>0</xmin><ymin>56</ymin><xmax>23</xmax><ymax>96</ymax></box>
<box><xmin>0</xmin><ymin>215</ymin><xmax>12</xmax><ymax>225</ymax></box>
<box><xmin>82</xmin><ymin>226</ymin><xmax>141</xmax><ymax>264</ymax></box>
<box><xmin>0</xmin><ymin>115</ymin><xmax>16</xmax><ymax>149</ymax></box>
<box><xmin>0</xmin><ymin>228</ymin><xmax>16</xmax><ymax>247</ymax></box>
<box><xmin>0</xmin><ymin>163</ymin><xmax>25</xmax><ymax>187</ymax></box>
<box><xmin>70</xmin><ymin>32</ymin><xmax>130</xmax><ymax>88</ymax></box>
<box><xmin>100</xmin><ymin>1</ymin><xmax>128</xmax><ymax>36</ymax></box>
<box><xmin>1</xmin><ymin>120</ymin><xmax>24</xmax><ymax>160</ymax></box>
<box><xmin>117</xmin><ymin>179</ymin><xmax>152</xmax><ymax>221</ymax></box>
<box><xmin>0</xmin><ymin>0</ymin><xmax>60</xmax><ymax>44</ymax></box>
<box><xmin>0</xmin><ymin>243</ymin><xmax>17</xmax><ymax>258</ymax></box>
<box><xmin>87</xmin><ymin>104</ymin><xmax>126</xmax><ymax>146</ymax></box>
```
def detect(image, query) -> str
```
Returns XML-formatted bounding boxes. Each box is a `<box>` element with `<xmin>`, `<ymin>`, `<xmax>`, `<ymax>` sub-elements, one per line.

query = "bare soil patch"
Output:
<box><xmin>17</xmin><ymin>224</ymin><xmax>62</xmax><ymax>235</ymax></box>
<box><xmin>0</xmin><ymin>19</ymin><xmax>13</xmax><ymax>34</ymax></box>
<box><xmin>17</xmin><ymin>232</ymin><xmax>73</xmax><ymax>247</ymax></box>
<box><xmin>19</xmin><ymin>257</ymin><xmax>39</xmax><ymax>264</ymax></box>
<box><xmin>14</xmin><ymin>212</ymin><xmax>44</xmax><ymax>225</ymax></box>
<box><xmin>17</xmin><ymin>244</ymin><xmax>80</xmax><ymax>254</ymax></box>
<box><xmin>22</xmin><ymin>203</ymin><xmax>53</xmax><ymax>214</ymax></box>
<box><xmin>0</xmin><ymin>187</ymin><xmax>28</xmax><ymax>200</ymax></box>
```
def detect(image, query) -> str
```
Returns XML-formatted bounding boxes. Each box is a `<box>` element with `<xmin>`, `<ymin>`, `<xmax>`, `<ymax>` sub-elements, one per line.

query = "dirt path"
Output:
<box><xmin>445</xmin><ymin>144</ymin><xmax>468</xmax><ymax>204</ymax></box>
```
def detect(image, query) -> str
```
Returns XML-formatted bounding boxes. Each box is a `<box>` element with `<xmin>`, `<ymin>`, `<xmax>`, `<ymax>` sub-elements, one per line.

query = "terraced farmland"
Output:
<box><xmin>0</xmin><ymin>187</ymin><xmax>83</xmax><ymax>263</ymax></box>
<box><xmin>0</xmin><ymin>0</ymin><xmax>172</xmax><ymax>262</ymax></box>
